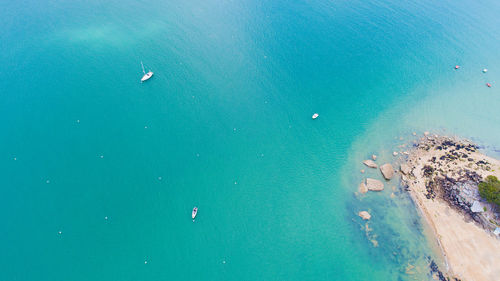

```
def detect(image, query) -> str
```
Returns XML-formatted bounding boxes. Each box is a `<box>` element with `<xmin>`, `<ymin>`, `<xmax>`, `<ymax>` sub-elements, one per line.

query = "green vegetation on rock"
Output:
<box><xmin>478</xmin><ymin>175</ymin><xmax>500</xmax><ymax>208</ymax></box>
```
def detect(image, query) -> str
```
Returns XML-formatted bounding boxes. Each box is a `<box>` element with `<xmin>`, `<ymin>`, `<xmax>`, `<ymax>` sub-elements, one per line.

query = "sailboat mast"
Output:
<box><xmin>141</xmin><ymin>61</ymin><xmax>146</xmax><ymax>74</ymax></box>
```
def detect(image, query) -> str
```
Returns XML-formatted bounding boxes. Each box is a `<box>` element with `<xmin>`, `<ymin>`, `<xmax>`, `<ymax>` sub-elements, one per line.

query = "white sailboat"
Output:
<box><xmin>192</xmin><ymin>207</ymin><xmax>198</xmax><ymax>219</ymax></box>
<box><xmin>141</xmin><ymin>61</ymin><xmax>153</xmax><ymax>82</ymax></box>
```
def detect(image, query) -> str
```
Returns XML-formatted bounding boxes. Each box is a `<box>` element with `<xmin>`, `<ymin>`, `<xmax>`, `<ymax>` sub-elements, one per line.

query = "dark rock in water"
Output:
<box><xmin>429</xmin><ymin>260</ymin><xmax>446</xmax><ymax>281</ymax></box>
<box><xmin>428</xmin><ymin>258</ymin><xmax>461</xmax><ymax>281</ymax></box>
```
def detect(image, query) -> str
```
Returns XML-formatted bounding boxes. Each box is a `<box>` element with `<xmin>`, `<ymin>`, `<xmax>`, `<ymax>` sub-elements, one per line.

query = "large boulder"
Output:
<box><xmin>470</xmin><ymin>201</ymin><xmax>484</xmax><ymax>213</ymax></box>
<box><xmin>400</xmin><ymin>164</ymin><xmax>411</xmax><ymax>175</ymax></box>
<box><xmin>358</xmin><ymin>182</ymin><xmax>368</xmax><ymax>194</ymax></box>
<box><xmin>358</xmin><ymin>211</ymin><xmax>371</xmax><ymax>220</ymax></box>
<box><xmin>380</xmin><ymin>163</ymin><xmax>394</xmax><ymax>180</ymax></box>
<box><xmin>363</xmin><ymin>160</ymin><xmax>378</xmax><ymax>168</ymax></box>
<box><xmin>366</xmin><ymin>178</ymin><xmax>384</xmax><ymax>191</ymax></box>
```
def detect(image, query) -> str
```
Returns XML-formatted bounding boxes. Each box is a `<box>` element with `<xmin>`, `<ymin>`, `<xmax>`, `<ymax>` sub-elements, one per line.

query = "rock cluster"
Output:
<box><xmin>403</xmin><ymin>135</ymin><xmax>500</xmax><ymax>233</ymax></box>
<box><xmin>435</xmin><ymin>172</ymin><xmax>484</xmax><ymax>222</ymax></box>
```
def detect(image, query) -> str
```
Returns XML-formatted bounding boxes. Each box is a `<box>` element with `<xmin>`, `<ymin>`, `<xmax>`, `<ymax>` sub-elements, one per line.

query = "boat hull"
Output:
<box><xmin>192</xmin><ymin>207</ymin><xmax>198</xmax><ymax>219</ymax></box>
<box><xmin>141</xmin><ymin>71</ymin><xmax>153</xmax><ymax>82</ymax></box>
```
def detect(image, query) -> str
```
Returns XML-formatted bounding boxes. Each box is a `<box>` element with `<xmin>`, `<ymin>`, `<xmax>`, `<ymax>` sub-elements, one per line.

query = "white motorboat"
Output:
<box><xmin>192</xmin><ymin>207</ymin><xmax>198</xmax><ymax>219</ymax></box>
<box><xmin>141</xmin><ymin>61</ymin><xmax>154</xmax><ymax>82</ymax></box>
<box><xmin>312</xmin><ymin>113</ymin><xmax>319</xmax><ymax>119</ymax></box>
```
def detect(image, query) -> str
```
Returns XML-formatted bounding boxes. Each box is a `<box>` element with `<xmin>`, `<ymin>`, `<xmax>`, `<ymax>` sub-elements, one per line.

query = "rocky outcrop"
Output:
<box><xmin>363</xmin><ymin>160</ymin><xmax>378</xmax><ymax>168</ymax></box>
<box><xmin>380</xmin><ymin>163</ymin><xmax>394</xmax><ymax>180</ymax></box>
<box><xmin>372</xmin><ymin>155</ymin><xmax>377</xmax><ymax>161</ymax></box>
<box><xmin>403</xmin><ymin>135</ymin><xmax>499</xmax><ymax>233</ymax></box>
<box><xmin>366</xmin><ymin>178</ymin><xmax>384</xmax><ymax>191</ymax></box>
<box><xmin>358</xmin><ymin>211</ymin><xmax>371</xmax><ymax>220</ymax></box>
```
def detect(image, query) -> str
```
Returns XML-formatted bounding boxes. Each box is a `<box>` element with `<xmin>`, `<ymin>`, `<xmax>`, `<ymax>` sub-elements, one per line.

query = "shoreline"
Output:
<box><xmin>400</xmin><ymin>134</ymin><xmax>500</xmax><ymax>280</ymax></box>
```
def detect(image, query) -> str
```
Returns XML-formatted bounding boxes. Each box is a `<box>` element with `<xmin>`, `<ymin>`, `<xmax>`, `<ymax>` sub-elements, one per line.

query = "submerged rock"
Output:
<box><xmin>363</xmin><ymin>160</ymin><xmax>378</xmax><ymax>168</ymax></box>
<box><xmin>380</xmin><ymin>163</ymin><xmax>395</xmax><ymax>180</ymax></box>
<box><xmin>358</xmin><ymin>211</ymin><xmax>371</xmax><ymax>220</ymax></box>
<box><xmin>366</xmin><ymin>178</ymin><xmax>384</xmax><ymax>191</ymax></box>
<box><xmin>372</xmin><ymin>154</ymin><xmax>377</xmax><ymax>161</ymax></box>
<box><xmin>358</xmin><ymin>182</ymin><xmax>368</xmax><ymax>194</ymax></box>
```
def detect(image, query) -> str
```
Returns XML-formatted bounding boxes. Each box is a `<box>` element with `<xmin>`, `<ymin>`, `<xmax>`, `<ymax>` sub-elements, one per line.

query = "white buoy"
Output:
<box><xmin>483</xmin><ymin>68</ymin><xmax>488</xmax><ymax>73</ymax></box>
<box><xmin>312</xmin><ymin>113</ymin><xmax>319</xmax><ymax>119</ymax></box>
<box><xmin>144</xmin><ymin>260</ymin><xmax>148</xmax><ymax>264</ymax></box>
<box><xmin>58</xmin><ymin>231</ymin><xmax>62</xmax><ymax>235</ymax></box>
<box><xmin>104</xmin><ymin>216</ymin><xmax>108</xmax><ymax>220</ymax></box>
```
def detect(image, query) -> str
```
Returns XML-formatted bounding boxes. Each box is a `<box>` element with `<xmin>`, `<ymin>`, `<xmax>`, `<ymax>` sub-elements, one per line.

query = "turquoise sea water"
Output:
<box><xmin>2</xmin><ymin>0</ymin><xmax>500</xmax><ymax>280</ymax></box>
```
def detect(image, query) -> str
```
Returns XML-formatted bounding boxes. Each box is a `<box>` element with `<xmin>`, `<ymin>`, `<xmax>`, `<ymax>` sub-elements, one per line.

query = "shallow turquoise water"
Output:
<box><xmin>1</xmin><ymin>0</ymin><xmax>500</xmax><ymax>280</ymax></box>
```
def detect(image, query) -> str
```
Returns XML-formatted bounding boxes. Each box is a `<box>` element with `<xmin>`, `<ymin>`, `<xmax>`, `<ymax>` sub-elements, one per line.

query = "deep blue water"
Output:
<box><xmin>1</xmin><ymin>0</ymin><xmax>500</xmax><ymax>280</ymax></box>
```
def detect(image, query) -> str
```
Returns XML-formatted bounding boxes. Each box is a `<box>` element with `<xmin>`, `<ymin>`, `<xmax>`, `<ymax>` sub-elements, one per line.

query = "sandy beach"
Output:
<box><xmin>402</xmin><ymin>135</ymin><xmax>500</xmax><ymax>281</ymax></box>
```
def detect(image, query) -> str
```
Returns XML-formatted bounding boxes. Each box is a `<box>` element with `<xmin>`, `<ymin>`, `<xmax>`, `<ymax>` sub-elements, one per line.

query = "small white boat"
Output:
<box><xmin>140</xmin><ymin>61</ymin><xmax>154</xmax><ymax>82</ymax></box>
<box><xmin>192</xmin><ymin>207</ymin><xmax>198</xmax><ymax>219</ymax></box>
<box><xmin>312</xmin><ymin>113</ymin><xmax>319</xmax><ymax>119</ymax></box>
<box><xmin>483</xmin><ymin>68</ymin><xmax>488</xmax><ymax>73</ymax></box>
